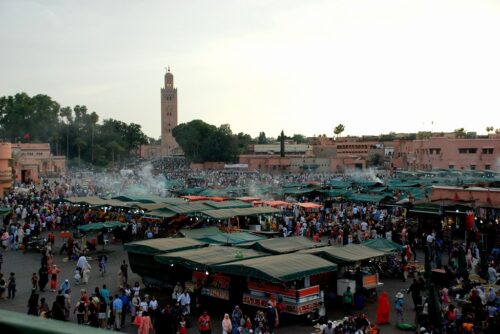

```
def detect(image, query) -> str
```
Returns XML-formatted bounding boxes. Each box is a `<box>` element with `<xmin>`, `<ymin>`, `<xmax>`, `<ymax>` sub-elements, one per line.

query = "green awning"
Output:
<box><xmin>300</xmin><ymin>244</ymin><xmax>386</xmax><ymax>265</ymax></box>
<box><xmin>241</xmin><ymin>236</ymin><xmax>326</xmax><ymax>254</ymax></box>
<box><xmin>124</xmin><ymin>237</ymin><xmax>207</xmax><ymax>255</ymax></box>
<box><xmin>204</xmin><ymin>200</ymin><xmax>252</xmax><ymax>209</ymax></box>
<box><xmin>0</xmin><ymin>207</ymin><xmax>11</xmax><ymax>214</ymax></box>
<box><xmin>409</xmin><ymin>203</ymin><xmax>442</xmax><ymax>215</ymax></box>
<box><xmin>77</xmin><ymin>221</ymin><xmax>126</xmax><ymax>232</ymax></box>
<box><xmin>201</xmin><ymin>207</ymin><xmax>279</xmax><ymax>220</ymax></box>
<box><xmin>195</xmin><ymin>232</ymin><xmax>265</xmax><ymax>245</ymax></box>
<box><xmin>344</xmin><ymin>193</ymin><xmax>393</xmax><ymax>203</ymax></box>
<box><xmin>212</xmin><ymin>253</ymin><xmax>337</xmax><ymax>283</ymax></box>
<box><xmin>165</xmin><ymin>202</ymin><xmax>213</xmax><ymax>214</ymax></box>
<box><xmin>362</xmin><ymin>238</ymin><xmax>403</xmax><ymax>253</ymax></box>
<box><xmin>180</xmin><ymin>227</ymin><xmax>265</xmax><ymax>245</ymax></box>
<box><xmin>154</xmin><ymin>245</ymin><xmax>266</xmax><ymax>271</ymax></box>
<box><xmin>328</xmin><ymin>180</ymin><xmax>352</xmax><ymax>189</ymax></box>
<box><xmin>0</xmin><ymin>308</ymin><xmax>109</xmax><ymax>334</ymax></box>
<box><xmin>146</xmin><ymin>209</ymin><xmax>177</xmax><ymax>218</ymax></box>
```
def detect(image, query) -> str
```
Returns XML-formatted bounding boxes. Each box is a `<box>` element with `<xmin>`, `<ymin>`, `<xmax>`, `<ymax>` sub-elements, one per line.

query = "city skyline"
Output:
<box><xmin>1</xmin><ymin>0</ymin><xmax>499</xmax><ymax>139</ymax></box>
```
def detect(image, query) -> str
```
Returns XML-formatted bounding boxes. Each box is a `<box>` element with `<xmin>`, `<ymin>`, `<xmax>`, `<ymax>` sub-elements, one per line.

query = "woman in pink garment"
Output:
<box><xmin>138</xmin><ymin>311</ymin><xmax>153</xmax><ymax>334</ymax></box>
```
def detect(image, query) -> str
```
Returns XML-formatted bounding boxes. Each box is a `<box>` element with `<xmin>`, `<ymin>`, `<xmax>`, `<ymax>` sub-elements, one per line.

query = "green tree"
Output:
<box><xmin>0</xmin><ymin>93</ymin><xmax>60</xmax><ymax>142</ymax></box>
<box><xmin>367</xmin><ymin>151</ymin><xmax>384</xmax><ymax>167</ymax></box>
<box><xmin>334</xmin><ymin>124</ymin><xmax>345</xmax><ymax>139</ymax></box>
<box><xmin>173</xmin><ymin>120</ymin><xmax>239</xmax><ymax>163</ymax></box>
<box><xmin>454</xmin><ymin>128</ymin><xmax>466</xmax><ymax>138</ymax></box>
<box><xmin>257</xmin><ymin>132</ymin><xmax>268</xmax><ymax>144</ymax></box>
<box><xmin>291</xmin><ymin>134</ymin><xmax>307</xmax><ymax>144</ymax></box>
<box><xmin>235</xmin><ymin>132</ymin><xmax>253</xmax><ymax>154</ymax></box>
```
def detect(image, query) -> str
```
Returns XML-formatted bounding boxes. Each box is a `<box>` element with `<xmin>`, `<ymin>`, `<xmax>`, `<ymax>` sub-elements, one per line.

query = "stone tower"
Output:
<box><xmin>160</xmin><ymin>67</ymin><xmax>178</xmax><ymax>155</ymax></box>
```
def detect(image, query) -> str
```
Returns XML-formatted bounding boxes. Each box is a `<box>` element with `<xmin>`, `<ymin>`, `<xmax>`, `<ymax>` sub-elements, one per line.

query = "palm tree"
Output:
<box><xmin>74</xmin><ymin>137</ymin><xmax>86</xmax><ymax>167</ymax></box>
<box><xmin>106</xmin><ymin>141</ymin><xmax>125</xmax><ymax>165</ymax></box>
<box><xmin>334</xmin><ymin>124</ymin><xmax>345</xmax><ymax>139</ymax></box>
<box><xmin>89</xmin><ymin>112</ymin><xmax>99</xmax><ymax>164</ymax></box>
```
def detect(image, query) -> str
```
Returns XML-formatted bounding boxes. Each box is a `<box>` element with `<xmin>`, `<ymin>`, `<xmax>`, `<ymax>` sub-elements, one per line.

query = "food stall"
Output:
<box><xmin>124</xmin><ymin>237</ymin><xmax>207</xmax><ymax>286</ymax></box>
<box><xmin>300</xmin><ymin>244</ymin><xmax>386</xmax><ymax>295</ymax></box>
<box><xmin>154</xmin><ymin>245</ymin><xmax>267</xmax><ymax>301</ymax></box>
<box><xmin>212</xmin><ymin>253</ymin><xmax>338</xmax><ymax>316</ymax></box>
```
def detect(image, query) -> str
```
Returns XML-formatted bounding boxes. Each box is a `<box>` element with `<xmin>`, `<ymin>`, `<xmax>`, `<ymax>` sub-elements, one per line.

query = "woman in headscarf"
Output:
<box><xmin>222</xmin><ymin>313</ymin><xmax>232</xmax><ymax>334</ymax></box>
<box><xmin>376</xmin><ymin>291</ymin><xmax>390</xmax><ymax>324</ymax></box>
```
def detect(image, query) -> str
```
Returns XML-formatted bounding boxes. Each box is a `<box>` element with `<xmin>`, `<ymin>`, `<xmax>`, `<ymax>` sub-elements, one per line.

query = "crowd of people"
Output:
<box><xmin>0</xmin><ymin>159</ymin><xmax>499</xmax><ymax>334</ymax></box>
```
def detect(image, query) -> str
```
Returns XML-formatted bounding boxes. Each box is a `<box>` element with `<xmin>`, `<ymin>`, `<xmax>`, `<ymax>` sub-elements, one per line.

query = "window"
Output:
<box><xmin>468</xmin><ymin>148</ymin><xmax>477</xmax><ymax>154</ymax></box>
<box><xmin>470</xmin><ymin>165</ymin><xmax>476</xmax><ymax>170</ymax></box>
<box><xmin>485</xmin><ymin>164</ymin><xmax>491</xmax><ymax>170</ymax></box>
<box><xmin>458</xmin><ymin>148</ymin><xmax>467</xmax><ymax>154</ymax></box>
<box><xmin>482</xmin><ymin>148</ymin><xmax>494</xmax><ymax>154</ymax></box>
<box><xmin>449</xmin><ymin>165</ymin><xmax>455</xmax><ymax>169</ymax></box>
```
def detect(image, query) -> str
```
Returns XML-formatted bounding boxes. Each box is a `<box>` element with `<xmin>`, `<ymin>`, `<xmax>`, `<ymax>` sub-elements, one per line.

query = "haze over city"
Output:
<box><xmin>1</xmin><ymin>0</ymin><xmax>499</xmax><ymax>139</ymax></box>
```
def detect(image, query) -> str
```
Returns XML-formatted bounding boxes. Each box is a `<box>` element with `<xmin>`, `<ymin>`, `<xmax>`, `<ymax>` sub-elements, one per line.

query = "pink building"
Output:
<box><xmin>391</xmin><ymin>137</ymin><xmax>500</xmax><ymax>171</ymax></box>
<box><xmin>11</xmin><ymin>143</ymin><xmax>66</xmax><ymax>183</ymax></box>
<box><xmin>0</xmin><ymin>142</ymin><xmax>12</xmax><ymax>194</ymax></box>
<box><xmin>139</xmin><ymin>144</ymin><xmax>161</xmax><ymax>159</ymax></box>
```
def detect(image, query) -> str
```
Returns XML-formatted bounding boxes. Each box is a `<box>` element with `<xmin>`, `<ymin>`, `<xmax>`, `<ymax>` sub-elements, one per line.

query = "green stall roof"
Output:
<box><xmin>362</xmin><ymin>238</ymin><xmax>403</xmax><ymax>253</ymax></box>
<box><xmin>180</xmin><ymin>227</ymin><xmax>265</xmax><ymax>245</ymax></box>
<box><xmin>201</xmin><ymin>206</ymin><xmax>279</xmax><ymax>220</ymax></box>
<box><xmin>195</xmin><ymin>232</ymin><xmax>265</xmax><ymax>245</ymax></box>
<box><xmin>241</xmin><ymin>236</ymin><xmax>326</xmax><ymax>254</ymax></box>
<box><xmin>300</xmin><ymin>244</ymin><xmax>386</xmax><ymax>265</ymax></box>
<box><xmin>0</xmin><ymin>308</ymin><xmax>109</xmax><ymax>334</ymax></box>
<box><xmin>124</xmin><ymin>237</ymin><xmax>207</xmax><ymax>255</ymax></box>
<box><xmin>165</xmin><ymin>202</ymin><xmax>214</xmax><ymax>214</ymax></box>
<box><xmin>154</xmin><ymin>245</ymin><xmax>266</xmax><ymax>271</ymax></box>
<box><xmin>204</xmin><ymin>200</ymin><xmax>252</xmax><ymax>209</ymax></box>
<box><xmin>77</xmin><ymin>221</ymin><xmax>127</xmax><ymax>232</ymax></box>
<box><xmin>212</xmin><ymin>253</ymin><xmax>337</xmax><ymax>283</ymax></box>
<box><xmin>344</xmin><ymin>193</ymin><xmax>393</xmax><ymax>203</ymax></box>
<box><xmin>145</xmin><ymin>209</ymin><xmax>177</xmax><ymax>218</ymax></box>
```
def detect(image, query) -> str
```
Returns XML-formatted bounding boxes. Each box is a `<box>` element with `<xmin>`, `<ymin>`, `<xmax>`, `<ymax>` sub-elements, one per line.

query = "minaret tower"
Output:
<box><xmin>160</xmin><ymin>66</ymin><xmax>178</xmax><ymax>155</ymax></box>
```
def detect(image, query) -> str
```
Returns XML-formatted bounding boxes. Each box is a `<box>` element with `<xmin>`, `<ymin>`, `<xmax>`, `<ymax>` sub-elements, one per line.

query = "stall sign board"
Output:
<box><xmin>243</xmin><ymin>294</ymin><xmax>321</xmax><ymax>315</ymax></box>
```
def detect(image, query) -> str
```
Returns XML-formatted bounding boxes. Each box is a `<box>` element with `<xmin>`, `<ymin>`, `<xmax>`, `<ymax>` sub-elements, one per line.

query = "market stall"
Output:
<box><xmin>300</xmin><ymin>244</ymin><xmax>386</xmax><ymax>295</ymax></box>
<box><xmin>123</xmin><ymin>237</ymin><xmax>207</xmax><ymax>286</ymax></box>
<box><xmin>239</xmin><ymin>236</ymin><xmax>326</xmax><ymax>254</ymax></box>
<box><xmin>212</xmin><ymin>253</ymin><xmax>338</xmax><ymax>316</ymax></box>
<box><xmin>154</xmin><ymin>245</ymin><xmax>267</xmax><ymax>301</ymax></box>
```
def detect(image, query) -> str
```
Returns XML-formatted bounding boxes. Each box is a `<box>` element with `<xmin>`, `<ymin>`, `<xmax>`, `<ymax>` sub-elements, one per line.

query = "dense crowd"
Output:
<box><xmin>0</xmin><ymin>159</ymin><xmax>499</xmax><ymax>334</ymax></box>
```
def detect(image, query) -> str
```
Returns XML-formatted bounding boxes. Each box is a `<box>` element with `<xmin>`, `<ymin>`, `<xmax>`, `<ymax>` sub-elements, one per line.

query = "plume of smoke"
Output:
<box><xmin>344</xmin><ymin>167</ymin><xmax>383</xmax><ymax>183</ymax></box>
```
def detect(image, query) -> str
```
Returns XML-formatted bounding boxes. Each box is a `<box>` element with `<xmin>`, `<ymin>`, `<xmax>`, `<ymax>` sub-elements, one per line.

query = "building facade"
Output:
<box><xmin>11</xmin><ymin>143</ymin><xmax>66</xmax><ymax>183</ymax></box>
<box><xmin>391</xmin><ymin>136</ymin><xmax>500</xmax><ymax>171</ymax></box>
<box><xmin>160</xmin><ymin>67</ymin><xmax>179</xmax><ymax>156</ymax></box>
<box><xmin>0</xmin><ymin>143</ymin><xmax>12</xmax><ymax>194</ymax></box>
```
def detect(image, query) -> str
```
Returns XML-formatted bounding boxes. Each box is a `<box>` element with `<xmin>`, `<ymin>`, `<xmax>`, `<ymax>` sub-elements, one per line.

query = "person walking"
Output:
<box><xmin>376</xmin><ymin>291</ymin><xmax>390</xmax><ymax>324</ymax></box>
<box><xmin>112</xmin><ymin>293</ymin><xmax>123</xmax><ymax>330</ymax></box>
<box><xmin>222</xmin><ymin>313</ymin><xmax>232</xmax><ymax>334</ymax></box>
<box><xmin>7</xmin><ymin>272</ymin><xmax>16</xmax><ymax>299</ymax></box>
<box><xmin>38</xmin><ymin>264</ymin><xmax>49</xmax><ymax>291</ymax></box>
<box><xmin>27</xmin><ymin>290</ymin><xmax>39</xmax><ymax>316</ymax></box>
<box><xmin>198</xmin><ymin>310</ymin><xmax>212</xmax><ymax>334</ymax></box>
<box><xmin>120</xmin><ymin>260</ymin><xmax>128</xmax><ymax>286</ymax></box>
<box><xmin>138</xmin><ymin>311</ymin><xmax>153</xmax><ymax>334</ymax></box>
<box><xmin>50</xmin><ymin>264</ymin><xmax>61</xmax><ymax>292</ymax></box>
<box><xmin>394</xmin><ymin>292</ymin><xmax>405</xmax><ymax>324</ymax></box>
<box><xmin>74</xmin><ymin>297</ymin><xmax>87</xmax><ymax>324</ymax></box>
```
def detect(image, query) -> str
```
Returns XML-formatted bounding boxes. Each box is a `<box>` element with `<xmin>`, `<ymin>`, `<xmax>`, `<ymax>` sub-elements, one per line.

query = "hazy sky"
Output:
<box><xmin>1</xmin><ymin>0</ymin><xmax>500</xmax><ymax>139</ymax></box>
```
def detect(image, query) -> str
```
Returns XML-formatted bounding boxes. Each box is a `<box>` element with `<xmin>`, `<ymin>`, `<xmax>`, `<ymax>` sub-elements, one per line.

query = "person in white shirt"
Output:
<box><xmin>149</xmin><ymin>296</ymin><xmax>158</xmax><ymax>311</ymax></box>
<box><xmin>177</xmin><ymin>289</ymin><xmax>191</xmax><ymax>315</ymax></box>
